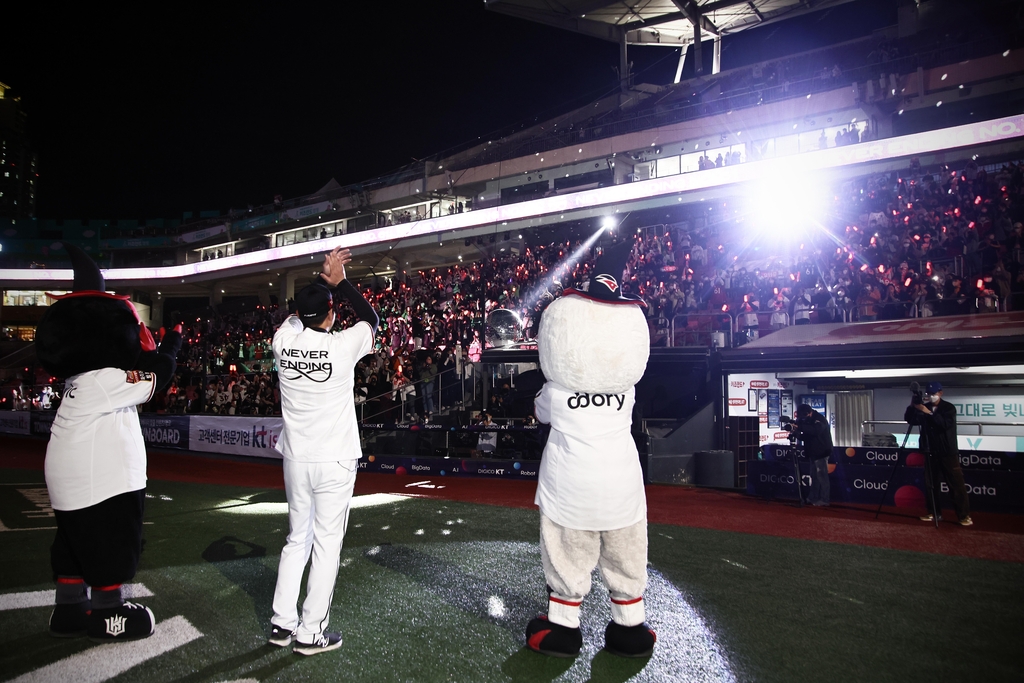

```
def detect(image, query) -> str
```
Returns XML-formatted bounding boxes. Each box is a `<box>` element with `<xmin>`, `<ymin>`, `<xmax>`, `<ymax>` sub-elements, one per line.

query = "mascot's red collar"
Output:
<box><xmin>562</xmin><ymin>288</ymin><xmax>648</xmax><ymax>308</ymax></box>
<box><xmin>47</xmin><ymin>290</ymin><xmax>157</xmax><ymax>352</ymax></box>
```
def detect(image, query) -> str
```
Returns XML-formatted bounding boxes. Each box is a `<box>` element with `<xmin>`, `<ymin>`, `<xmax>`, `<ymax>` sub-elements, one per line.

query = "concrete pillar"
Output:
<box><xmin>151</xmin><ymin>296</ymin><xmax>164</xmax><ymax>328</ymax></box>
<box><xmin>612</xmin><ymin>159</ymin><xmax>633</xmax><ymax>185</ymax></box>
<box><xmin>897</xmin><ymin>0</ymin><xmax>918</xmax><ymax>38</ymax></box>
<box><xmin>619</xmin><ymin>32</ymin><xmax>629</xmax><ymax>92</ymax></box>
<box><xmin>874</xmin><ymin>114</ymin><xmax>894</xmax><ymax>139</ymax></box>
<box><xmin>712</xmin><ymin>36</ymin><xmax>721</xmax><ymax>75</ymax></box>
<box><xmin>279</xmin><ymin>272</ymin><xmax>297</xmax><ymax>307</ymax></box>
<box><xmin>693</xmin><ymin>22</ymin><xmax>703</xmax><ymax>75</ymax></box>
<box><xmin>674</xmin><ymin>49</ymin><xmax>687</xmax><ymax>84</ymax></box>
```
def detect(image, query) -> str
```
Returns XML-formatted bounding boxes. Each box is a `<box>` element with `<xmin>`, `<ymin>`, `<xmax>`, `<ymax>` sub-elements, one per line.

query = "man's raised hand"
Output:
<box><xmin>321</xmin><ymin>247</ymin><xmax>352</xmax><ymax>287</ymax></box>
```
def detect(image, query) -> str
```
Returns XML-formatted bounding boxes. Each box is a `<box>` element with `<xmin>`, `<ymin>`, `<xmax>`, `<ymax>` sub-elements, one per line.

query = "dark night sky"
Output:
<box><xmin>4</xmin><ymin>0</ymin><xmax>901</xmax><ymax>220</ymax></box>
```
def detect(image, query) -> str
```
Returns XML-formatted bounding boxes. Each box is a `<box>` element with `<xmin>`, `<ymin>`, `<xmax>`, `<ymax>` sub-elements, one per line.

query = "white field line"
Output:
<box><xmin>9</xmin><ymin>615</ymin><xmax>202</xmax><ymax>683</ymax></box>
<box><xmin>0</xmin><ymin>520</ymin><xmax>56</xmax><ymax>532</ymax></box>
<box><xmin>0</xmin><ymin>583</ymin><xmax>154</xmax><ymax>611</ymax></box>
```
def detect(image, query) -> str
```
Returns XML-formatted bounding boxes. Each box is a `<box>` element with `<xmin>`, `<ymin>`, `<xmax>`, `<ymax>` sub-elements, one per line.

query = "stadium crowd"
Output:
<box><xmin>6</xmin><ymin>158</ymin><xmax>1023</xmax><ymax>418</ymax></box>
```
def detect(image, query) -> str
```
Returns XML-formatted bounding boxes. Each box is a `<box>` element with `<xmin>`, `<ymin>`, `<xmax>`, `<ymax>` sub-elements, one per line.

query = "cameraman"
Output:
<box><xmin>904</xmin><ymin>382</ymin><xmax>972</xmax><ymax>526</ymax></box>
<box><xmin>789</xmin><ymin>404</ymin><xmax>832</xmax><ymax>506</ymax></box>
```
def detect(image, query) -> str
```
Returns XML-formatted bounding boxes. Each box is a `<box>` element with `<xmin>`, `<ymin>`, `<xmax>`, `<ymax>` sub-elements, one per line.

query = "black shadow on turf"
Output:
<box><xmin>587</xmin><ymin>649</ymin><xmax>651</xmax><ymax>682</ymax></box>
<box><xmin>202</xmin><ymin>537</ymin><xmax>276</xmax><ymax>627</ymax></box>
<box><xmin>166</xmin><ymin>644</ymin><xmax>280</xmax><ymax>683</ymax></box>
<box><xmin>501</xmin><ymin>647</ymin><xmax>575</xmax><ymax>682</ymax></box>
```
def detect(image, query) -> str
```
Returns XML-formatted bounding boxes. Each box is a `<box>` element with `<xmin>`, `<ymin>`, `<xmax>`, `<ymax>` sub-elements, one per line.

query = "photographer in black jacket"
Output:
<box><xmin>788</xmin><ymin>404</ymin><xmax>832</xmax><ymax>506</ymax></box>
<box><xmin>904</xmin><ymin>382</ymin><xmax>972</xmax><ymax>526</ymax></box>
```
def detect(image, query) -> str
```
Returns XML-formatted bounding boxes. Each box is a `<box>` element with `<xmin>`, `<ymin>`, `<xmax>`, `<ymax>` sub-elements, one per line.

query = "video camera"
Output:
<box><xmin>780</xmin><ymin>415</ymin><xmax>802</xmax><ymax>444</ymax></box>
<box><xmin>909</xmin><ymin>381</ymin><xmax>925</xmax><ymax>405</ymax></box>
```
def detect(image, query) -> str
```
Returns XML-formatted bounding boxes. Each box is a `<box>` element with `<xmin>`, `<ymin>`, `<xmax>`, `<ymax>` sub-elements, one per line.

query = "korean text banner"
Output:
<box><xmin>189</xmin><ymin>415</ymin><xmax>283</xmax><ymax>458</ymax></box>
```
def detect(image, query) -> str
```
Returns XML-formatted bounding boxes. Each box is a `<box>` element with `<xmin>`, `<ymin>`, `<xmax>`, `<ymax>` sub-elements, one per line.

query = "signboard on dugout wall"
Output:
<box><xmin>762</xmin><ymin>444</ymin><xmax>1024</xmax><ymax>468</ymax></box>
<box><xmin>747</xmin><ymin>459</ymin><xmax>1024</xmax><ymax>512</ymax></box>
<box><xmin>26</xmin><ymin>412</ymin><xmax>190</xmax><ymax>451</ymax></box>
<box><xmin>0</xmin><ymin>411</ymin><xmax>31</xmax><ymax>435</ymax></box>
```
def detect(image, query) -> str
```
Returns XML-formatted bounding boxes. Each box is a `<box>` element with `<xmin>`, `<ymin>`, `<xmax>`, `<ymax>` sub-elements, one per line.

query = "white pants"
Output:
<box><xmin>272</xmin><ymin>459</ymin><xmax>357</xmax><ymax>641</ymax></box>
<box><xmin>539</xmin><ymin>514</ymin><xmax>648</xmax><ymax>629</ymax></box>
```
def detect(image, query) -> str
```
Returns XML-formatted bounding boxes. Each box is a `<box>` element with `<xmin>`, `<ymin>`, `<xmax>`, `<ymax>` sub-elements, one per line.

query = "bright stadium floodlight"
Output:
<box><xmin>601</xmin><ymin>216</ymin><xmax>617</xmax><ymax>231</ymax></box>
<box><xmin>745</xmin><ymin>172</ymin><xmax>830</xmax><ymax>236</ymax></box>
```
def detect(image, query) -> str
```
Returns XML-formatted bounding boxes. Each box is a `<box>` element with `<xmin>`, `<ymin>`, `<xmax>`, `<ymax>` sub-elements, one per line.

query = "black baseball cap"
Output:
<box><xmin>564</xmin><ymin>241</ymin><xmax>646</xmax><ymax>306</ymax></box>
<box><xmin>295</xmin><ymin>283</ymin><xmax>333</xmax><ymax>324</ymax></box>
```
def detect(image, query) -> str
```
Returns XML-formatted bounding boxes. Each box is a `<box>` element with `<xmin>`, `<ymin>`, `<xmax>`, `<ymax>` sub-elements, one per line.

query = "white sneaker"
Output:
<box><xmin>294</xmin><ymin>632</ymin><xmax>342</xmax><ymax>656</ymax></box>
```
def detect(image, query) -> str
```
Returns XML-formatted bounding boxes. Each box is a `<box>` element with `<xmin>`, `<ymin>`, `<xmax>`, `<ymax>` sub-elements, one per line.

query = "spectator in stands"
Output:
<box><xmin>769</xmin><ymin>293</ymin><xmax>789</xmax><ymax>330</ymax></box>
<box><xmin>416</xmin><ymin>353</ymin><xmax>438</xmax><ymax>420</ymax></box>
<box><xmin>856</xmin><ymin>283</ymin><xmax>881</xmax><ymax>321</ymax></box>
<box><xmin>811</xmin><ymin>284</ymin><xmax>837</xmax><ymax>323</ymax></box>
<box><xmin>475</xmin><ymin>412</ymin><xmax>497</xmax><ymax>455</ymax></box>
<box><xmin>878</xmin><ymin>283</ymin><xmax>902</xmax><ymax>320</ymax></box>
<box><xmin>791</xmin><ymin>289</ymin><xmax>813</xmax><ymax>325</ymax></box>
<box><xmin>739</xmin><ymin>297</ymin><xmax>759</xmax><ymax>342</ymax></box>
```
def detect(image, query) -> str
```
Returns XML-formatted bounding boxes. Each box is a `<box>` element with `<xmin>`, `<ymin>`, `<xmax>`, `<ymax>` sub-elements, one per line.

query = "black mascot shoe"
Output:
<box><xmin>604</xmin><ymin>620</ymin><xmax>657</xmax><ymax>658</ymax></box>
<box><xmin>525</xmin><ymin>615</ymin><xmax>582</xmax><ymax>658</ymax></box>
<box><xmin>49</xmin><ymin>601</ymin><xmax>91</xmax><ymax>638</ymax></box>
<box><xmin>87</xmin><ymin>602</ymin><xmax>155</xmax><ymax>642</ymax></box>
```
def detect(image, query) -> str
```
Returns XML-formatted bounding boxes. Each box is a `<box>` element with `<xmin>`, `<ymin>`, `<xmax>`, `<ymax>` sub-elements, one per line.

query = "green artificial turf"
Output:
<box><xmin>0</xmin><ymin>468</ymin><xmax>1021</xmax><ymax>683</ymax></box>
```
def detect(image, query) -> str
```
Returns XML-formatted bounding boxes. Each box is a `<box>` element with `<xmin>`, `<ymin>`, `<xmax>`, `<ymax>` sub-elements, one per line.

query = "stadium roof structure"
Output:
<box><xmin>486</xmin><ymin>0</ymin><xmax>859</xmax><ymax>77</ymax></box>
<box><xmin>4</xmin><ymin>112</ymin><xmax>1024</xmax><ymax>299</ymax></box>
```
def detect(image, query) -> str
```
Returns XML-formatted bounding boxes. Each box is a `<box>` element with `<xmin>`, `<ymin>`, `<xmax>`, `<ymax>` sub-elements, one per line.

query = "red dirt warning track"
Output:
<box><xmin>4</xmin><ymin>436</ymin><xmax>1023</xmax><ymax>563</ymax></box>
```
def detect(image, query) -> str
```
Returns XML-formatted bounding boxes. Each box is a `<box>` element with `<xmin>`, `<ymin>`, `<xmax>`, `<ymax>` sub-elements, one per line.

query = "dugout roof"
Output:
<box><xmin>720</xmin><ymin>312</ymin><xmax>1024</xmax><ymax>386</ymax></box>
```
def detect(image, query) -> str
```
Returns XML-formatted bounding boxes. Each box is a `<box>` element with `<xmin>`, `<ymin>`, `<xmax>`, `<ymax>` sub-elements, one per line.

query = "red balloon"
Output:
<box><xmin>893</xmin><ymin>485</ymin><xmax>925</xmax><ymax>508</ymax></box>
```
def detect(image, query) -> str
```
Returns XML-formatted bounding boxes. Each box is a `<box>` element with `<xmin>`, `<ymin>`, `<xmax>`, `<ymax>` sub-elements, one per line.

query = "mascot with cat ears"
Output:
<box><xmin>35</xmin><ymin>243</ymin><xmax>181</xmax><ymax>641</ymax></box>
<box><xmin>526</xmin><ymin>241</ymin><xmax>656</xmax><ymax>659</ymax></box>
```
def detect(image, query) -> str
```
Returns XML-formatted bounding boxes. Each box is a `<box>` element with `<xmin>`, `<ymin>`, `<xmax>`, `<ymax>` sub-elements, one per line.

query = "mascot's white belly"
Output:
<box><xmin>534</xmin><ymin>381</ymin><xmax>645</xmax><ymax>530</ymax></box>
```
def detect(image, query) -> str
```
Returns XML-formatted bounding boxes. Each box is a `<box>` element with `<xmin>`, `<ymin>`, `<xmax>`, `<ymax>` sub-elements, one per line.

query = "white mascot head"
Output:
<box><xmin>539</xmin><ymin>241</ymin><xmax>650</xmax><ymax>394</ymax></box>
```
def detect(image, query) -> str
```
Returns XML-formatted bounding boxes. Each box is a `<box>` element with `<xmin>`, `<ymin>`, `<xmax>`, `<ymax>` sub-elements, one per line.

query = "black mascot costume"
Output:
<box><xmin>36</xmin><ymin>243</ymin><xmax>181</xmax><ymax>641</ymax></box>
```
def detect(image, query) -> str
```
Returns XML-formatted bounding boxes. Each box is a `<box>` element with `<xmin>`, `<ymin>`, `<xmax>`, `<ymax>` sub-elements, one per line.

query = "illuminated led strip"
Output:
<box><xmin>5</xmin><ymin>114</ymin><xmax>1023</xmax><ymax>285</ymax></box>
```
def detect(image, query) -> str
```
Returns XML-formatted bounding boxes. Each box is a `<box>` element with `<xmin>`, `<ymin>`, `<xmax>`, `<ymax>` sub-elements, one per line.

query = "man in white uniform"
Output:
<box><xmin>268</xmin><ymin>247</ymin><xmax>378</xmax><ymax>655</ymax></box>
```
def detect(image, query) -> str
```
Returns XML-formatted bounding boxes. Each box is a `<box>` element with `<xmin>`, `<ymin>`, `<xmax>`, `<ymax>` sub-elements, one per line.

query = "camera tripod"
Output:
<box><xmin>873</xmin><ymin>421</ymin><xmax>941</xmax><ymax>528</ymax></box>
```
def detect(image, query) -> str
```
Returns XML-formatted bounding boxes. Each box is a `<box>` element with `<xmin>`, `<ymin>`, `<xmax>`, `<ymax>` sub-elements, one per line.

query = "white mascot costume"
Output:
<box><xmin>526</xmin><ymin>241</ymin><xmax>655</xmax><ymax>658</ymax></box>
